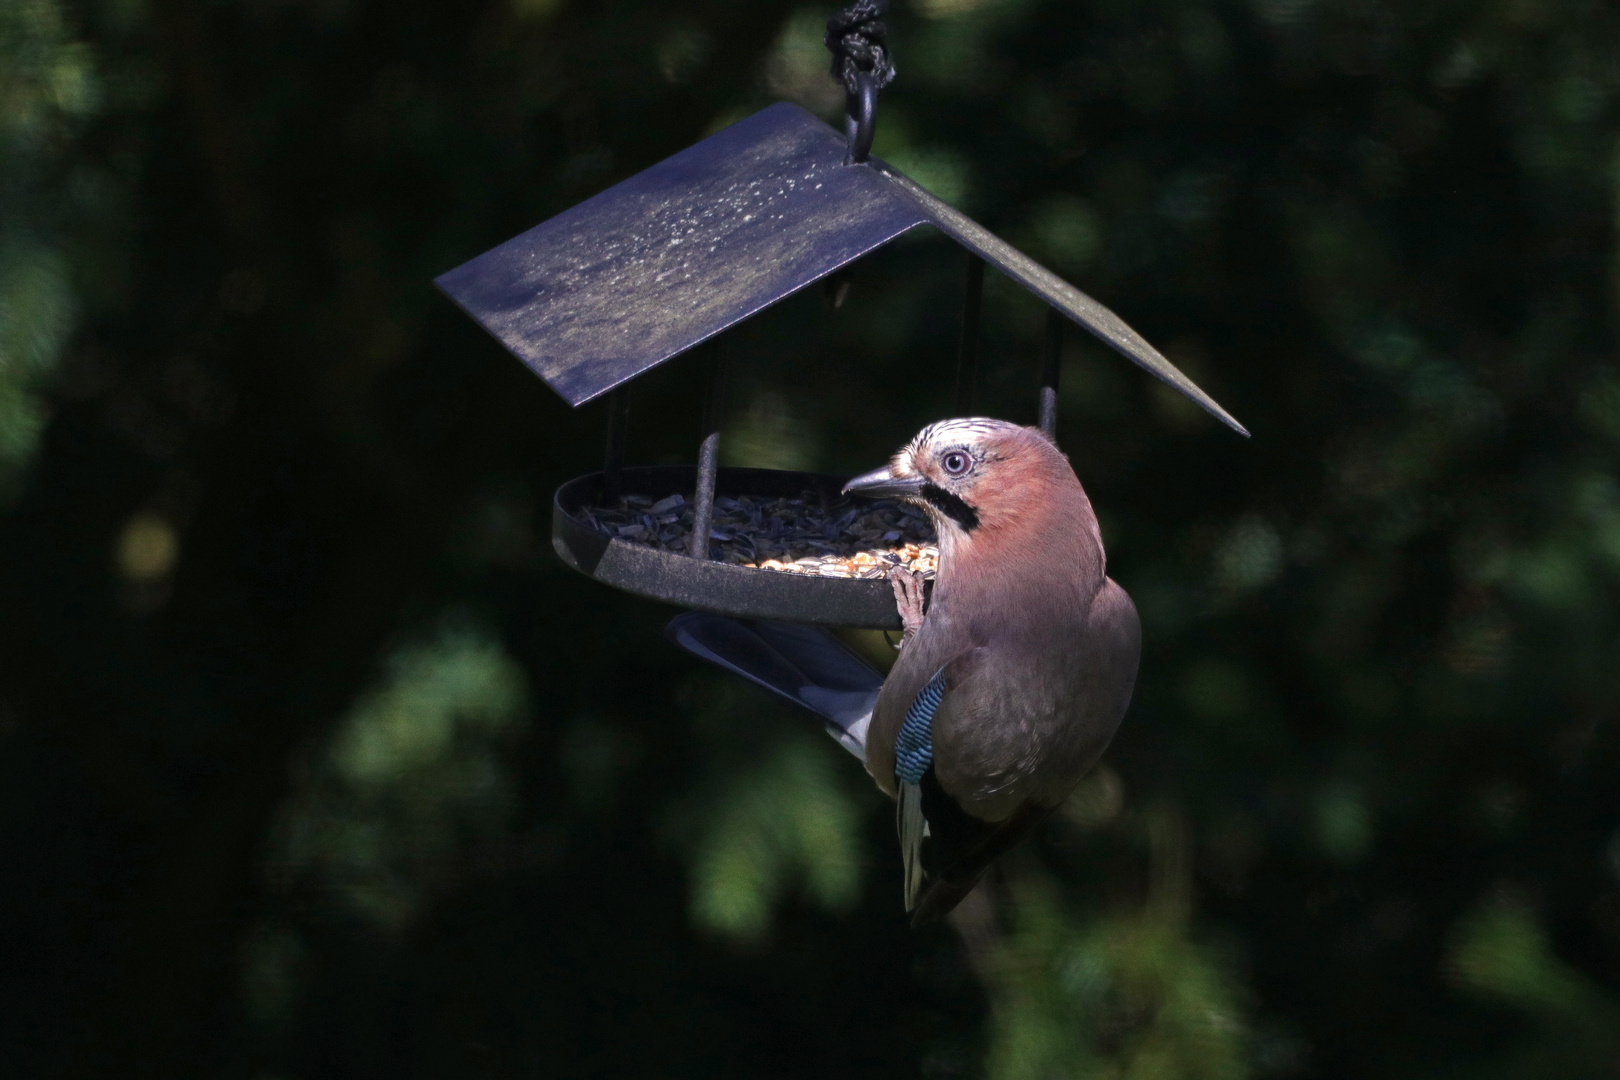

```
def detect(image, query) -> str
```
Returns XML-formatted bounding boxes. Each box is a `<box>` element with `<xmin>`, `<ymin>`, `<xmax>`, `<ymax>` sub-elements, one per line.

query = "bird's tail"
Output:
<box><xmin>909</xmin><ymin>797</ymin><xmax>1054</xmax><ymax>927</ymax></box>
<box><xmin>664</xmin><ymin>612</ymin><xmax>883</xmax><ymax>760</ymax></box>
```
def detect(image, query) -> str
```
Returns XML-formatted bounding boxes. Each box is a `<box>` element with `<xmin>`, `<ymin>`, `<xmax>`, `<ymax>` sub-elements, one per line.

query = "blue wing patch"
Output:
<box><xmin>894</xmin><ymin>666</ymin><xmax>948</xmax><ymax>785</ymax></box>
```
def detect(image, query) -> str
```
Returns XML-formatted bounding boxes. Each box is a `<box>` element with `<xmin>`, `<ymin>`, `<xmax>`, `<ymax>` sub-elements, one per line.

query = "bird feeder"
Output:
<box><xmin>434</xmin><ymin>9</ymin><xmax>1246</xmax><ymax>631</ymax></box>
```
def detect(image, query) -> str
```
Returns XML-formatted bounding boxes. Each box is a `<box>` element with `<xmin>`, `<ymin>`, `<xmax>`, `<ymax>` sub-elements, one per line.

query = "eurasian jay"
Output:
<box><xmin>667</xmin><ymin>418</ymin><xmax>1140</xmax><ymax>924</ymax></box>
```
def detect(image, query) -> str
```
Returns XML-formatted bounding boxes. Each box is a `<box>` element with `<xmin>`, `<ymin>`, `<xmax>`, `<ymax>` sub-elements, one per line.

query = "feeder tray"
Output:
<box><xmin>553</xmin><ymin>466</ymin><xmax>930</xmax><ymax>630</ymax></box>
<box><xmin>437</xmin><ymin>96</ymin><xmax>1246</xmax><ymax>626</ymax></box>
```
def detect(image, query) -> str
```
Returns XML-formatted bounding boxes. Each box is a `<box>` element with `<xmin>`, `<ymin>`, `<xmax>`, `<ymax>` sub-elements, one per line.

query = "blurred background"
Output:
<box><xmin>3</xmin><ymin>0</ymin><xmax>1620</xmax><ymax>1076</ymax></box>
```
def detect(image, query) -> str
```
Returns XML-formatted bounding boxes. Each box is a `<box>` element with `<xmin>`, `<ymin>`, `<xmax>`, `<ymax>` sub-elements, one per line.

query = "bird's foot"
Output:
<box><xmin>890</xmin><ymin>568</ymin><xmax>926</xmax><ymax>644</ymax></box>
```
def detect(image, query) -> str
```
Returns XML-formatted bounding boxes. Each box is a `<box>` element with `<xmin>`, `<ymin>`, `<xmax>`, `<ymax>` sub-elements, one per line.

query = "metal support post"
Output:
<box><xmin>602</xmin><ymin>385</ymin><xmax>629</xmax><ymax>502</ymax></box>
<box><xmin>1039</xmin><ymin>307</ymin><xmax>1063</xmax><ymax>442</ymax></box>
<box><xmin>954</xmin><ymin>253</ymin><xmax>984</xmax><ymax>415</ymax></box>
<box><xmin>690</xmin><ymin>341</ymin><xmax>727</xmax><ymax>560</ymax></box>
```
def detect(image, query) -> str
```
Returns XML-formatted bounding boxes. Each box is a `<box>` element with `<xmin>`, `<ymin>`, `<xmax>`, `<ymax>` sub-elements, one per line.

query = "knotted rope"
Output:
<box><xmin>824</xmin><ymin>0</ymin><xmax>896</xmax><ymax>97</ymax></box>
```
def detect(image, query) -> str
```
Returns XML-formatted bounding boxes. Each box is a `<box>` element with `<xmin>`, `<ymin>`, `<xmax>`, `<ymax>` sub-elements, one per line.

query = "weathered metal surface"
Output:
<box><xmin>438</xmin><ymin>100</ymin><xmax>1248</xmax><ymax>435</ymax></box>
<box><xmin>436</xmin><ymin>103</ymin><xmax>929</xmax><ymax>407</ymax></box>
<box><xmin>553</xmin><ymin>466</ymin><xmax>925</xmax><ymax>629</ymax></box>
<box><xmin>871</xmin><ymin>163</ymin><xmax>1249</xmax><ymax>437</ymax></box>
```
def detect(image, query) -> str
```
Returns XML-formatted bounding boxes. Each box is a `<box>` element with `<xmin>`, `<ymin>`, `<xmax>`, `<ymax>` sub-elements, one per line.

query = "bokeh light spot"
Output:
<box><xmin>117</xmin><ymin>510</ymin><xmax>178</xmax><ymax>582</ymax></box>
<box><xmin>1315</xmin><ymin>783</ymin><xmax>1372</xmax><ymax>863</ymax></box>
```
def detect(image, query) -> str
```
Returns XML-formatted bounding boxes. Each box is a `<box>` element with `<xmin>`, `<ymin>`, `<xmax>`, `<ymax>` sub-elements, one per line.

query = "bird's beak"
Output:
<box><xmin>842</xmin><ymin>464</ymin><xmax>925</xmax><ymax>500</ymax></box>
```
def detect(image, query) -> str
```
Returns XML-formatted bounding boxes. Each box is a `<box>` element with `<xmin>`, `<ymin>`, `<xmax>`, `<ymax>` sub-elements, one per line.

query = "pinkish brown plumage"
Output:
<box><xmin>842</xmin><ymin>418</ymin><xmax>1141</xmax><ymax>923</ymax></box>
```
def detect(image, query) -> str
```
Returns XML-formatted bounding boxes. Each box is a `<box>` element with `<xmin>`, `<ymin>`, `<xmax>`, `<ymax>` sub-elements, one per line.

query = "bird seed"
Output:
<box><xmin>578</xmin><ymin>492</ymin><xmax>938</xmax><ymax>579</ymax></box>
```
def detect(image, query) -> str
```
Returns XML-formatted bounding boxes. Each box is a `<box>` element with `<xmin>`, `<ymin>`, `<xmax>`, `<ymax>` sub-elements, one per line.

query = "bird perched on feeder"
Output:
<box><xmin>667</xmin><ymin>418</ymin><xmax>1140</xmax><ymax>925</ymax></box>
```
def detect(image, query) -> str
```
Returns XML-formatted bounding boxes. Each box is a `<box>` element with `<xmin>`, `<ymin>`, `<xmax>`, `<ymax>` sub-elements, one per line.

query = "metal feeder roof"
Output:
<box><xmin>435</xmin><ymin>101</ymin><xmax>1247</xmax><ymax>437</ymax></box>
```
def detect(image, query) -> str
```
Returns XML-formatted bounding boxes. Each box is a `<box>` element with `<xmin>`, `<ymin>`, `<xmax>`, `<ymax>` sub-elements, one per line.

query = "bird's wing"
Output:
<box><xmin>865</xmin><ymin>614</ymin><xmax>979</xmax><ymax>796</ymax></box>
<box><xmin>893</xmin><ymin>647</ymin><xmax>1057</xmax><ymax>925</ymax></box>
<box><xmin>895</xmin><ymin>664</ymin><xmax>949</xmax><ymax>912</ymax></box>
<box><xmin>664</xmin><ymin>613</ymin><xmax>882</xmax><ymax>759</ymax></box>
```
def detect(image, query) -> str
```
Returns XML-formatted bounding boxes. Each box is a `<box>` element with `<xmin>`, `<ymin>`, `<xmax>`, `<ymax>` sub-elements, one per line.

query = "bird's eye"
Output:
<box><xmin>941</xmin><ymin>451</ymin><xmax>970</xmax><ymax>476</ymax></box>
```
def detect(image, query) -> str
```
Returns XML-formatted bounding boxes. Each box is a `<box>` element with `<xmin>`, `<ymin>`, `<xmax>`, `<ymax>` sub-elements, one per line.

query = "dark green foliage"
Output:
<box><xmin>2</xmin><ymin>0</ymin><xmax>1619</xmax><ymax>1077</ymax></box>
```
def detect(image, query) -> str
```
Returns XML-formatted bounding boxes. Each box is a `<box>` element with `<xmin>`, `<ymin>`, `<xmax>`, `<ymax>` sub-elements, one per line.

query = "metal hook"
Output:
<box><xmin>843</xmin><ymin>69</ymin><xmax>879</xmax><ymax>164</ymax></box>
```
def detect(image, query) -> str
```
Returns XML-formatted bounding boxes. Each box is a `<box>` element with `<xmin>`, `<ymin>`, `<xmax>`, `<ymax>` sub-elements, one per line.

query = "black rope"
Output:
<box><xmin>824</xmin><ymin>0</ymin><xmax>896</xmax><ymax>97</ymax></box>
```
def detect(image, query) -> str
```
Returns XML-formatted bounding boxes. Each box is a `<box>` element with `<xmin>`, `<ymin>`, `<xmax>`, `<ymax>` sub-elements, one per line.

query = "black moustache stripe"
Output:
<box><xmin>921</xmin><ymin>483</ymin><xmax>979</xmax><ymax>532</ymax></box>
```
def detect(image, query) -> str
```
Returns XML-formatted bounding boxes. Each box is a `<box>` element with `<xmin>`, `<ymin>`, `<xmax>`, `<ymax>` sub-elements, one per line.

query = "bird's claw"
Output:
<box><xmin>889</xmin><ymin>568</ymin><xmax>926</xmax><ymax>644</ymax></box>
